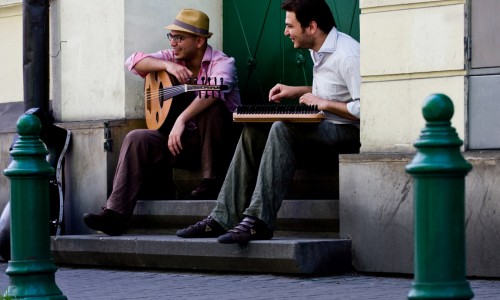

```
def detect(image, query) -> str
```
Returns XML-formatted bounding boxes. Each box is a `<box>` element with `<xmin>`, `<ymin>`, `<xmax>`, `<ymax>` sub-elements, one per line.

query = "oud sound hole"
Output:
<box><xmin>159</xmin><ymin>82</ymin><xmax>164</xmax><ymax>109</ymax></box>
<box><xmin>146</xmin><ymin>88</ymin><xmax>151</xmax><ymax>113</ymax></box>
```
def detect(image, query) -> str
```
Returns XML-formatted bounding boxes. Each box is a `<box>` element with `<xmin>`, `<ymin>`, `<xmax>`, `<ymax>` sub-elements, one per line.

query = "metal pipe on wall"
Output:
<box><xmin>23</xmin><ymin>0</ymin><xmax>50</xmax><ymax>116</ymax></box>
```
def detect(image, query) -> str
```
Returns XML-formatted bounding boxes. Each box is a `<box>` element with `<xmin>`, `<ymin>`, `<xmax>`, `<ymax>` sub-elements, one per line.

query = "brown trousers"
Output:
<box><xmin>106</xmin><ymin>101</ymin><xmax>236</xmax><ymax>217</ymax></box>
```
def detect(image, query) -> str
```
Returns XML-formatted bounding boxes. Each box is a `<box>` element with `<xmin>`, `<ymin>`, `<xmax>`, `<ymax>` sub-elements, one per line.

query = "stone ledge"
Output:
<box><xmin>339</xmin><ymin>151</ymin><xmax>500</xmax><ymax>277</ymax></box>
<box><xmin>51</xmin><ymin>235</ymin><xmax>351</xmax><ymax>275</ymax></box>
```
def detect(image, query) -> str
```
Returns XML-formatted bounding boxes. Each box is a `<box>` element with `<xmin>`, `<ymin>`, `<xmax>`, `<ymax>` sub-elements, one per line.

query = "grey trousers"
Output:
<box><xmin>210</xmin><ymin>121</ymin><xmax>360</xmax><ymax>230</ymax></box>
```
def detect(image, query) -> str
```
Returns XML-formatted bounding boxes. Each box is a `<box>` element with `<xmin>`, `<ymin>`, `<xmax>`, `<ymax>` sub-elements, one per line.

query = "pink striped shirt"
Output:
<box><xmin>125</xmin><ymin>45</ymin><xmax>241</xmax><ymax>113</ymax></box>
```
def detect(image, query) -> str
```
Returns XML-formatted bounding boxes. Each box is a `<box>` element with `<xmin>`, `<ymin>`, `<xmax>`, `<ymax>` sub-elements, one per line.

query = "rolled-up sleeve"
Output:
<box><xmin>343</xmin><ymin>56</ymin><xmax>361</xmax><ymax>119</ymax></box>
<box><xmin>124</xmin><ymin>50</ymin><xmax>174</xmax><ymax>78</ymax></box>
<box><xmin>347</xmin><ymin>99</ymin><xmax>360</xmax><ymax>119</ymax></box>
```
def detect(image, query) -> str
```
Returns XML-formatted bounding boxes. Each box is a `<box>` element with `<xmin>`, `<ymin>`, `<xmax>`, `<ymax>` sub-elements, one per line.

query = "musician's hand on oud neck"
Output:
<box><xmin>165</xmin><ymin>61</ymin><xmax>193</xmax><ymax>84</ymax></box>
<box><xmin>168</xmin><ymin>120</ymin><xmax>186</xmax><ymax>156</ymax></box>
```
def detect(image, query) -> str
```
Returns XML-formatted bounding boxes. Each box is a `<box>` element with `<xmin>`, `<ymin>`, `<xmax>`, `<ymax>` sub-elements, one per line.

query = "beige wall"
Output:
<box><xmin>361</xmin><ymin>0</ymin><xmax>462</xmax><ymax>9</ymax></box>
<box><xmin>50</xmin><ymin>0</ymin><xmax>126</xmax><ymax>121</ymax></box>
<box><xmin>361</xmin><ymin>76</ymin><xmax>464</xmax><ymax>152</ymax></box>
<box><xmin>0</xmin><ymin>2</ymin><xmax>22</xmax><ymax>104</ymax></box>
<box><xmin>359</xmin><ymin>0</ymin><xmax>466</xmax><ymax>153</ymax></box>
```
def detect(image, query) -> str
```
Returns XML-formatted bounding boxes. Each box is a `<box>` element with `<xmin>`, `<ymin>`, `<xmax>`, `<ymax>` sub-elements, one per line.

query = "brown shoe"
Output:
<box><xmin>217</xmin><ymin>216</ymin><xmax>273</xmax><ymax>244</ymax></box>
<box><xmin>83</xmin><ymin>207</ymin><xmax>127</xmax><ymax>236</ymax></box>
<box><xmin>190</xmin><ymin>179</ymin><xmax>221</xmax><ymax>200</ymax></box>
<box><xmin>176</xmin><ymin>216</ymin><xmax>226</xmax><ymax>238</ymax></box>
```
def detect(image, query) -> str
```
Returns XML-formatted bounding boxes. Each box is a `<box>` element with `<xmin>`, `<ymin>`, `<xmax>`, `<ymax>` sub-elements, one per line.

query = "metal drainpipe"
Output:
<box><xmin>23</xmin><ymin>0</ymin><xmax>50</xmax><ymax>118</ymax></box>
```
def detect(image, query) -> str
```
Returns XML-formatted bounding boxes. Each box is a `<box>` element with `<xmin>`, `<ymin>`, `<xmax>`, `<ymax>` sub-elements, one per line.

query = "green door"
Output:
<box><xmin>223</xmin><ymin>0</ymin><xmax>360</xmax><ymax>104</ymax></box>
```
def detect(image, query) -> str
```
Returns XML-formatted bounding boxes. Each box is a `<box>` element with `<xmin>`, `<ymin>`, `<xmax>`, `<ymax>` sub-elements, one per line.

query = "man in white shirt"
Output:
<box><xmin>177</xmin><ymin>0</ymin><xmax>361</xmax><ymax>243</ymax></box>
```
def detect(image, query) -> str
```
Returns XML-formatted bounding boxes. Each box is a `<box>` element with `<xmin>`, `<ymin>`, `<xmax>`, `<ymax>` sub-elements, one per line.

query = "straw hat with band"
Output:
<box><xmin>165</xmin><ymin>9</ymin><xmax>213</xmax><ymax>38</ymax></box>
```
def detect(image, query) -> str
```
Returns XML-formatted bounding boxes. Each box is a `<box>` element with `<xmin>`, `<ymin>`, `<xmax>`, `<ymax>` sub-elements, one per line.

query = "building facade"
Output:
<box><xmin>1</xmin><ymin>0</ymin><xmax>499</xmax><ymax>277</ymax></box>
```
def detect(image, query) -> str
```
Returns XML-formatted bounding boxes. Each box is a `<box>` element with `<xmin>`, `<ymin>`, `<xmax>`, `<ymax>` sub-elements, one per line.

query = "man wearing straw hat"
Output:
<box><xmin>83</xmin><ymin>8</ymin><xmax>241</xmax><ymax>236</ymax></box>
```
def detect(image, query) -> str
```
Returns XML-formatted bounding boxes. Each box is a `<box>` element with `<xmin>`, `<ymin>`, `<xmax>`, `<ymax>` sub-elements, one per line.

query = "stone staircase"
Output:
<box><xmin>50</xmin><ymin>168</ymin><xmax>352</xmax><ymax>275</ymax></box>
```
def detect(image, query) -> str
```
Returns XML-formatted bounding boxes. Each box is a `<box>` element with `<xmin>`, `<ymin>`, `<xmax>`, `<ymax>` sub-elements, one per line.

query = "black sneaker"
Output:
<box><xmin>217</xmin><ymin>216</ymin><xmax>273</xmax><ymax>244</ymax></box>
<box><xmin>83</xmin><ymin>207</ymin><xmax>128</xmax><ymax>236</ymax></box>
<box><xmin>176</xmin><ymin>216</ymin><xmax>226</xmax><ymax>238</ymax></box>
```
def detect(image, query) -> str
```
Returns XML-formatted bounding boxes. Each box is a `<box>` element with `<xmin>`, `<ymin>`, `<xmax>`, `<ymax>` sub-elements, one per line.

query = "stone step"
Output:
<box><xmin>174</xmin><ymin>168</ymin><xmax>340</xmax><ymax>200</ymax></box>
<box><xmin>50</xmin><ymin>234</ymin><xmax>351</xmax><ymax>275</ymax></box>
<box><xmin>131</xmin><ymin>199</ymin><xmax>339</xmax><ymax>232</ymax></box>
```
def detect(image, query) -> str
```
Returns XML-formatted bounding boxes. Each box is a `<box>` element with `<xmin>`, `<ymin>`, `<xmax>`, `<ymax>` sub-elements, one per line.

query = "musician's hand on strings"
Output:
<box><xmin>165</xmin><ymin>61</ymin><xmax>193</xmax><ymax>84</ymax></box>
<box><xmin>269</xmin><ymin>84</ymin><xmax>311</xmax><ymax>103</ymax></box>
<box><xmin>269</xmin><ymin>84</ymin><xmax>291</xmax><ymax>103</ymax></box>
<box><xmin>168</xmin><ymin>120</ymin><xmax>186</xmax><ymax>156</ymax></box>
<box><xmin>299</xmin><ymin>93</ymin><xmax>323</xmax><ymax>108</ymax></box>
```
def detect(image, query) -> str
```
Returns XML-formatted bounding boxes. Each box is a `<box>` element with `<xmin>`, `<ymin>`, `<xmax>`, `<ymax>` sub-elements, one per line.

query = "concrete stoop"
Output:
<box><xmin>50</xmin><ymin>235</ymin><xmax>352</xmax><ymax>274</ymax></box>
<box><xmin>50</xmin><ymin>198</ymin><xmax>347</xmax><ymax>275</ymax></box>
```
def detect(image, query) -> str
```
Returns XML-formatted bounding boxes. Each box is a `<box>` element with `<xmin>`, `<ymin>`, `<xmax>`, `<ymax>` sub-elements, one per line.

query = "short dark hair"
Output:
<box><xmin>281</xmin><ymin>0</ymin><xmax>336</xmax><ymax>33</ymax></box>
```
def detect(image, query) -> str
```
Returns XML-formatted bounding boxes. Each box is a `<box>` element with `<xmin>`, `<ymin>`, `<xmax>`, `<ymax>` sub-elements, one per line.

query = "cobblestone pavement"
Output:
<box><xmin>0</xmin><ymin>262</ymin><xmax>499</xmax><ymax>299</ymax></box>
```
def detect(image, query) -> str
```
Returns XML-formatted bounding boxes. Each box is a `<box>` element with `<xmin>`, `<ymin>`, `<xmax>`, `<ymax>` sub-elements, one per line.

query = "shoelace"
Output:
<box><xmin>98</xmin><ymin>207</ymin><xmax>109</xmax><ymax>216</ymax></box>
<box><xmin>189</xmin><ymin>216</ymin><xmax>214</xmax><ymax>229</ymax></box>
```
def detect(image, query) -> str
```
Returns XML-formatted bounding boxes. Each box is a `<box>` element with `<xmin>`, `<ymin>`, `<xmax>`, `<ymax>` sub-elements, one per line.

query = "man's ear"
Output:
<box><xmin>307</xmin><ymin>20</ymin><xmax>318</xmax><ymax>35</ymax></box>
<box><xmin>196</xmin><ymin>36</ymin><xmax>207</xmax><ymax>48</ymax></box>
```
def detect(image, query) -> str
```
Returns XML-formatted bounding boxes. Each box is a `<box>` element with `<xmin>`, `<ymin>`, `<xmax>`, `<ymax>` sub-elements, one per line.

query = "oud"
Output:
<box><xmin>144</xmin><ymin>70</ymin><xmax>228</xmax><ymax>131</ymax></box>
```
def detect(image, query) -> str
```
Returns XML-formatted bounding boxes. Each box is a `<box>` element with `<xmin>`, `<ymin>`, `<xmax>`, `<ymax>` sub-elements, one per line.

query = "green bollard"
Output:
<box><xmin>3</xmin><ymin>113</ymin><xmax>66</xmax><ymax>299</ymax></box>
<box><xmin>406</xmin><ymin>94</ymin><xmax>474</xmax><ymax>299</ymax></box>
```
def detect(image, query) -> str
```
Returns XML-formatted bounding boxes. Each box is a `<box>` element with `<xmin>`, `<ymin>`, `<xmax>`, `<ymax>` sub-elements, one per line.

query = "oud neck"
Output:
<box><xmin>186</xmin><ymin>84</ymin><xmax>223</xmax><ymax>92</ymax></box>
